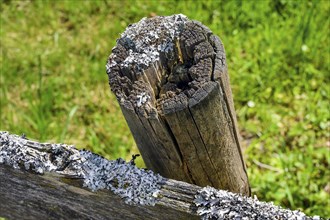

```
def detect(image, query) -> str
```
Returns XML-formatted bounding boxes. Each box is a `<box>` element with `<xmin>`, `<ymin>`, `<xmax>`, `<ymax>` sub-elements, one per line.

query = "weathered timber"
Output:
<box><xmin>0</xmin><ymin>166</ymin><xmax>199</xmax><ymax>220</ymax></box>
<box><xmin>106</xmin><ymin>14</ymin><xmax>250</xmax><ymax>195</ymax></box>
<box><xmin>0</xmin><ymin>132</ymin><xmax>318</xmax><ymax>220</ymax></box>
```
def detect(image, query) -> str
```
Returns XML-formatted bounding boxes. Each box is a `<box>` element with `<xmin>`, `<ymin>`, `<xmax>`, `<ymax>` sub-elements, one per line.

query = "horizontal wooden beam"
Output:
<box><xmin>0</xmin><ymin>132</ymin><xmax>318</xmax><ymax>219</ymax></box>
<box><xmin>0</xmin><ymin>165</ymin><xmax>198</xmax><ymax>220</ymax></box>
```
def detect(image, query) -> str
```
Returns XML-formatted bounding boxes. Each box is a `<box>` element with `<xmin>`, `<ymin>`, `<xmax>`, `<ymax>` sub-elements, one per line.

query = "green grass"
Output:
<box><xmin>1</xmin><ymin>0</ymin><xmax>329</xmax><ymax>217</ymax></box>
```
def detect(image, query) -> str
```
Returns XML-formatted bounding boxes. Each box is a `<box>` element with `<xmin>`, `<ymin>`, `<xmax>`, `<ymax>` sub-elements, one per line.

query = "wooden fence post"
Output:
<box><xmin>106</xmin><ymin>15</ymin><xmax>250</xmax><ymax>195</ymax></box>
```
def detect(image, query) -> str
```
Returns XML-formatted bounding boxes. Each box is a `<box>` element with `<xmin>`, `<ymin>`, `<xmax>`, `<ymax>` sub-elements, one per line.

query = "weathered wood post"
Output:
<box><xmin>106</xmin><ymin>15</ymin><xmax>250</xmax><ymax>195</ymax></box>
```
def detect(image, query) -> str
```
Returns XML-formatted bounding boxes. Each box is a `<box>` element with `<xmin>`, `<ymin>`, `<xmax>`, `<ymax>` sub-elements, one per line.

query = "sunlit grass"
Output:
<box><xmin>1</xmin><ymin>0</ymin><xmax>329</xmax><ymax>217</ymax></box>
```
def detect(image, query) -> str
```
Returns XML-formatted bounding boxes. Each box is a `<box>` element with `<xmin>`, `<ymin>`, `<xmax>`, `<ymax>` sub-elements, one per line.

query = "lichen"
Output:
<box><xmin>194</xmin><ymin>186</ymin><xmax>322</xmax><ymax>220</ymax></box>
<box><xmin>0</xmin><ymin>131</ymin><xmax>165</xmax><ymax>206</ymax></box>
<box><xmin>106</xmin><ymin>14</ymin><xmax>187</xmax><ymax>75</ymax></box>
<box><xmin>136</xmin><ymin>92</ymin><xmax>150</xmax><ymax>107</ymax></box>
<box><xmin>78</xmin><ymin>150</ymin><xmax>164</xmax><ymax>205</ymax></box>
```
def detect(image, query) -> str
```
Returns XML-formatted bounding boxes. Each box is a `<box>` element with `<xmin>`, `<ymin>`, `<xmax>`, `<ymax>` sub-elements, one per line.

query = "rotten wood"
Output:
<box><xmin>106</xmin><ymin>15</ymin><xmax>250</xmax><ymax>195</ymax></box>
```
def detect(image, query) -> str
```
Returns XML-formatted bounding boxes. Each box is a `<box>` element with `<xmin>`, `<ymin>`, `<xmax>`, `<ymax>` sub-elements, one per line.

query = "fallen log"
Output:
<box><xmin>0</xmin><ymin>132</ymin><xmax>320</xmax><ymax>220</ymax></box>
<box><xmin>106</xmin><ymin>14</ymin><xmax>250</xmax><ymax>195</ymax></box>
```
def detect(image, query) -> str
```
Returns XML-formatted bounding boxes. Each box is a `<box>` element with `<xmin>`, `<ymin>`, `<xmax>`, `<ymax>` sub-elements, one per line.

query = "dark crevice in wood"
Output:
<box><xmin>175</xmin><ymin>113</ymin><xmax>205</xmax><ymax>185</ymax></box>
<box><xmin>136</xmin><ymin>115</ymin><xmax>172</xmax><ymax>176</ymax></box>
<box><xmin>175</xmin><ymin>109</ymin><xmax>215</xmax><ymax>187</ymax></box>
<box><xmin>209</xmin><ymin>36</ymin><xmax>217</xmax><ymax>82</ymax></box>
<box><xmin>182</xmin><ymin>161</ymin><xmax>195</xmax><ymax>185</ymax></box>
<box><xmin>160</xmin><ymin>117</ymin><xmax>184</xmax><ymax>162</ymax></box>
<box><xmin>161</xmin><ymin>115</ymin><xmax>195</xmax><ymax>184</ymax></box>
<box><xmin>187</xmin><ymin>105</ymin><xmax>221</xmax><ymax>187</ymax></box>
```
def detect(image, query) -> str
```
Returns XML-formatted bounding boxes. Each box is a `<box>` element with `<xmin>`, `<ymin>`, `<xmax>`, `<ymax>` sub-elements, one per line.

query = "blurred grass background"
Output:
<box><xmin>0</xmin><ymin>0</ymin><xmax>329</xmax><ymax>217</ymax></box>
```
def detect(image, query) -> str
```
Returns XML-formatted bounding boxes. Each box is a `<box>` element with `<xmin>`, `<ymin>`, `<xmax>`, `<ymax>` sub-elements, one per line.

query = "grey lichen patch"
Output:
<box><xmin>194</xmin><ymin>186</ymin><xmax>321</xmax><ymax>220</ymax></box>
<box><xmin>106</xmin><ymin>14</ymin><xmax>187</xmax><ymax>73</ymax></box>
<box><xmin>0</xmin><ymin>131</ymin><xmax>77</xmax><ymax>174</ymax></box>
<box><xmin>79</xmin><ymin>150</ymin><xmax>164</xmax><ymax>205</ymax></box>
<box><xmin>0</xmin><ymin>131</ymin><xmax>165</xmax><ymax>206</ymax></box>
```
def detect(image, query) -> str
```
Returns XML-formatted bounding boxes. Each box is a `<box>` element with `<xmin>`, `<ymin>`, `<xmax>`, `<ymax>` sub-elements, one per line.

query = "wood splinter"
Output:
<box><xmin>106</xmin><ymin>14</ymin><xmax>250</xmax><ymax>196</ymax></box>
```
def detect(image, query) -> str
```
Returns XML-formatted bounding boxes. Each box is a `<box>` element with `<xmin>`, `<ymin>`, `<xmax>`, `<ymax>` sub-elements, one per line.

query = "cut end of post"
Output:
<box><xmin>106</xmin><ymin>14</ymin><xmax>226</xmax><ymax>118</ymax></box>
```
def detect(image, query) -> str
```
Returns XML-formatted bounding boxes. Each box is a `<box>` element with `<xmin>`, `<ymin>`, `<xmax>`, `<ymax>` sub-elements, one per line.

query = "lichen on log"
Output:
<box><xmin>0</xmin><ymin>131</ymin><xmax>164</xmax><ymax>206</ymax></box>
<box><xmin>0</xmin><ymin>132</ymin><xmax>323</xmax><ymax>219</ymax></box>
<box><xmin>194</xmin><ymin>186</ymin><xmax>320</xmax><ymax>220</ymax></box>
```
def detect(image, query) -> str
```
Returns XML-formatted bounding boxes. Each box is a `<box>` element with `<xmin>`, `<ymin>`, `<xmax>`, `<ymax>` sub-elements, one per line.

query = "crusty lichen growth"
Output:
<box><xmin>79</xmin><ymin>150</ymin><xmax>164</xmax><ymax>205</ymax></box>
<box><xmin>0</xmin><ymin>131</ymin><xmax>165</xmax><ymax>206</ymax></box>
<box><xmin>107</xmin><ymin>14</ymin><xmax>187</xmax><ymax>72</ymax></box>
<box><xmin>194</xmin><ymin>186</ymin><xmax>321</xmax><ymax>220</ymax></box>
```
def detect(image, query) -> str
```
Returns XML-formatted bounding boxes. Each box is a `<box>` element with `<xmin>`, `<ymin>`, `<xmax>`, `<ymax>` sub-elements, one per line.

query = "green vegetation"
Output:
<box><xmin>1</xmin><ymin>0</ymin><xmax>329</xmax><ymax>217</ymax></box>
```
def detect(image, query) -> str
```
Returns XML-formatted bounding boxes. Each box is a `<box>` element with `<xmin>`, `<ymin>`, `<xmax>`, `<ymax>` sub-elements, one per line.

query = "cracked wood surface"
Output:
<box><xmin>106</xmin><ymin>15</ymin><xmax>250</xmax><ymax>195</ymax></box>
<box><xmin>0</xmin><ymin>165</ymin><xmax>199</xmax><ymax>220</ymax></box>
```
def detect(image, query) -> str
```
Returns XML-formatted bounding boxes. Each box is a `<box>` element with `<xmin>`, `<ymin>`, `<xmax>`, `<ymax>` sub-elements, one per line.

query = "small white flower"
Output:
<box><xmin>247</xmin><ymin>100</ymin><xmax>255</xmax><ymax>108</ymax></box>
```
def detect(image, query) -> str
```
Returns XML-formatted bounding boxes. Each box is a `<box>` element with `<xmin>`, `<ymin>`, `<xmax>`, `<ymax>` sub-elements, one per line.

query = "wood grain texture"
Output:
<box><xmin>106</xmin><ymin>15</ymin><xmax>250</xmax><ymax>195</ymax></box>
<box><xmin>0</xmin><ymin>165</ymin><xmax>198</xmax><ymax>220</ymax></box>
